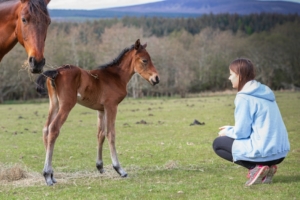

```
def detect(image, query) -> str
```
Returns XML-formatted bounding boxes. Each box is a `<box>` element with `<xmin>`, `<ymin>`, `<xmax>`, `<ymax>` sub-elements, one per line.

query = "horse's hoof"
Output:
<box><xmin>121</xmin><ymin>173</ymin><xmax>128</xmax><ymax>178</ymax></box>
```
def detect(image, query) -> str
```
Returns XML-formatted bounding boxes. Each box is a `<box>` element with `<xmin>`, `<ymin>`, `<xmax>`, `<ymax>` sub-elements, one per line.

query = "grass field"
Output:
<box><xmin>0</xmin><ymin>91</ymin><xmax>299</xmax><ymax>199</ymax></box>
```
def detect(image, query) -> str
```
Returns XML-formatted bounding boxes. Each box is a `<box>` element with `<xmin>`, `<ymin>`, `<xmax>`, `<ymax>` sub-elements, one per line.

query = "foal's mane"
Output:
<box><xmin>98</xmin><ymin>44</ymin><xmax>135</xmax><ymax>70</ymax></box>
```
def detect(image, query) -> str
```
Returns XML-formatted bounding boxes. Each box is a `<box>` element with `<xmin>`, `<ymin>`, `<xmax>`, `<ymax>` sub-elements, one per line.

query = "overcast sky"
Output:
<box><xmin>48</xmin><ymin>0</ymin><xmax>300</xmax><ymax>10</ymax></box>
<box><xmin>48</xmin><ymin>0</ymin><xmax>164</xmax><ymax>10</ymax></box>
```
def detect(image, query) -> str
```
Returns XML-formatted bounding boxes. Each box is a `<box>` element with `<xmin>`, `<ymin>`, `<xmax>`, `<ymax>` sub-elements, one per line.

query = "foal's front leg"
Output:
<box><xmin>105</xmin><ymin>105</ymin><xmax>127</xmax><ymax>177</ymax></box>
<box><xmin>96</xmin><ymin>110</ymin><xmax>105</xmax><ymax>174</ymax></box>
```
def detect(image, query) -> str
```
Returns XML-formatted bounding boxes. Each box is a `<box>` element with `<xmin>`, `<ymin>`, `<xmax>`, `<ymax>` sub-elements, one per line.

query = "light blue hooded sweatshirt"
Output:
<box><xmin>223</xmin><ymin>80</ymin><xmax>290</xmax><ymax>162</ymax></box>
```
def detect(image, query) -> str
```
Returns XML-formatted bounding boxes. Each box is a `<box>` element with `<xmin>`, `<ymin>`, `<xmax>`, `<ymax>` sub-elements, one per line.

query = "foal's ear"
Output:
<box><xmin>134</xmin><ymin>39</ymin><xmax>141</xmax><ymax>50</ymax></box>
<box><xmin>143</xmin><ymin>43</ymin><xmax>147</xmax><ymax>49</ymax></box>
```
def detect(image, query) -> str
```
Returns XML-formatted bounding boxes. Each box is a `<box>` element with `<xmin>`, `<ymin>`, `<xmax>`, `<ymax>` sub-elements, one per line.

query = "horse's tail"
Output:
<box><xmin>36</xmin><ymin>69</ymin><xmax>59</xmax><ymax>95</ymax></box>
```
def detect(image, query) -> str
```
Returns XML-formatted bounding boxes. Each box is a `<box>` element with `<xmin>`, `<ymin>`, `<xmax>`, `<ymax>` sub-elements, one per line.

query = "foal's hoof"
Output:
<box><xmin>43</xmin><ymin>172</ymin><xmax>57</xmax><ymax>186</ymax></box>
<box><xmin>96</xmin><ymin>162</ymin><xmax>105</xmax><ymax>174</ymax></box>
<box><xmin>113</xmin><ymin>166</ymin><xmax>127</xmax><ymax>178</ymax></box>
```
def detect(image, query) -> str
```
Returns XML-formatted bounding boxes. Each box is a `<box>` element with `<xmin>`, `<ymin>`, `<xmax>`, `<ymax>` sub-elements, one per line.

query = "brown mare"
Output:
<box><xmin>36</xmin><ymin>39</ymin><xmax>160</xmax><ymax>186</ymax></box>
<box><xmin>0</xmin><ymin>0</ymin><xmax>51</xmax><ymax>73</ymax></box>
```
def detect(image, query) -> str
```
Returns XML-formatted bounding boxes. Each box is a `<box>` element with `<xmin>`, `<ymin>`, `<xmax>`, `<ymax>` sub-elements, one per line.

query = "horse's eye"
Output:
<box><xmin>22</xmin><ymin>18</ymin><xmax>27</xmax><ymax>24</ymax></box>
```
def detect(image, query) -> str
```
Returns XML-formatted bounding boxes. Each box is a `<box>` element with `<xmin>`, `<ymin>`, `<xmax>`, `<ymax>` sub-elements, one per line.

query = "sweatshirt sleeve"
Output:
<box><xmin>224</xmin><ymin>95</ymin><xmax>253</xmax><ymax>139</ymax></box>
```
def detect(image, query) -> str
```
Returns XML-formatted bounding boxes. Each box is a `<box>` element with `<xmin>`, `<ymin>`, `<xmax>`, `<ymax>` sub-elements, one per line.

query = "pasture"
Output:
<box><xmin>0</xmin><ymin>91</ymin><xmax>299</xmax><ymax>199</ymax></box>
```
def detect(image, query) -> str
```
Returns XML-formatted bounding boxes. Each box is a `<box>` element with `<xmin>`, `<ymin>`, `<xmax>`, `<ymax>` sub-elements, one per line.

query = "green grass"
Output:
<box><xmin>0</xmin><ymin>91</ymin><xmax>299</xmax><ymax>199</ymax></box>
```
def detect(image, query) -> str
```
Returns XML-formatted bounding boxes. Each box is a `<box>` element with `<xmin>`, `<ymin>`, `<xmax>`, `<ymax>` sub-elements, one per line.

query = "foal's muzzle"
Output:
<box><xmin>29</xmin><ymin>57</ymin><xmax>45</xmax><ymax>74</ymax></box>
<box><xmin>151</xmin><ymin>75</ymin><xmax>160</xmax><ymax>86</ymax></box>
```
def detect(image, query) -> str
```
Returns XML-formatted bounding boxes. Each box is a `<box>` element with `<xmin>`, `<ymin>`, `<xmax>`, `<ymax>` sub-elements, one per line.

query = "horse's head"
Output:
<box><xmin>16</xmin><ymin>0</ymin><xmax>51</xmax><ymax>74</ymax></box>
<box><xmin>132</xmin><ymin>39</ymin><xmax>160</xmax><ymax>86</ymax></box>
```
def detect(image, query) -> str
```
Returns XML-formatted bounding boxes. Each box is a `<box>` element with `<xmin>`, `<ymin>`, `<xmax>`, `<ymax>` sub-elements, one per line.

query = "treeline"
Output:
<box><xmin>121</xmin><ymin>13</ymin><xmax>300</xmax><ymax>36</ymax></box>
<box><xmin>52</xmin><ymin>13</ymin><xmax>300</xmax><ymax>38</ymax></box>
<box><xmin>0</xmin><ymin>14</ymin><xmax>299</xmax><ymax>102</ymax></box>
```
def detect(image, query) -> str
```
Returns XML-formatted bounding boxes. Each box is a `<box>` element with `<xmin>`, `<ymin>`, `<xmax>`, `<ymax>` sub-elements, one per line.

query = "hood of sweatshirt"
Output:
<box><xmin>238</xmin><ymin>80</ymin><xmax>275</xmax><ymax>101</ymax></box>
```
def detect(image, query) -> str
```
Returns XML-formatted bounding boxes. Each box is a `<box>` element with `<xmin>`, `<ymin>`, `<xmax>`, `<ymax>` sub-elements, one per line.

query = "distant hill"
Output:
<box><xmin>49</xmin><ymin>0</ymin><xmax>300</xmax><ymax>19</ymax></box>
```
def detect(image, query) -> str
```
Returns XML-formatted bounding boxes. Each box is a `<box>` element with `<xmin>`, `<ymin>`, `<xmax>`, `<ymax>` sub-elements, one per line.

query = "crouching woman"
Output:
<box><xmin>212</xmin><ymin>58</ymin><xmax>290</xmax><ymax>186</ymax></box>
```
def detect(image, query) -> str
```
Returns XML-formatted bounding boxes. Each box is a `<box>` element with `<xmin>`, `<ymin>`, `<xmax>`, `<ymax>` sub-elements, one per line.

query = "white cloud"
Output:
<box><xmin>48</xmin><ymin>0</ymin><xmax>164</xmax><ymax>10</ymax></box>
<box><xmin>258</xmin><ymin>0</ymin><xmax>300</xmax><ymax>3</ymax></box>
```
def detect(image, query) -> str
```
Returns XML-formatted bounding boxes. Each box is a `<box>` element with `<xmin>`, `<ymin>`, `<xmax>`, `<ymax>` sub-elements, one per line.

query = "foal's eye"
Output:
<box><xmin>142</xmin><ymin>59</ymin><xmax>148</xmax><ymax>65</ymax></box>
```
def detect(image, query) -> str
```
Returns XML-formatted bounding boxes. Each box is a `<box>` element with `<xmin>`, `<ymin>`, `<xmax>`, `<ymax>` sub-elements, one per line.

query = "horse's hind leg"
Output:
<box><xmin>96</xmin><ymin>110</ymin><xmax>105</xmax><ymax>173</ymax></box>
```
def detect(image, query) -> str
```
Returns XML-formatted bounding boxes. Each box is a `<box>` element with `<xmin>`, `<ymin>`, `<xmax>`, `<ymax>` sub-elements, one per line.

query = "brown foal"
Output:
<box><xmin>36</xmin><ymin>39</ymin><xmax>160</xmax><ymax>185</ymax></box>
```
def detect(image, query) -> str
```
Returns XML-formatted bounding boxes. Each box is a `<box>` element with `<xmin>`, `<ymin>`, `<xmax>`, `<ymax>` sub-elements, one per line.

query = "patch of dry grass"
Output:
<box><xmin>0</xmin><ymin>161</ymin><xmax>193</xmax><ymax>188</ymax></box>
<box><xmin>0</xmin><ymin>164</ymin><xmax>27</xmax><ymax>182</ymax></box>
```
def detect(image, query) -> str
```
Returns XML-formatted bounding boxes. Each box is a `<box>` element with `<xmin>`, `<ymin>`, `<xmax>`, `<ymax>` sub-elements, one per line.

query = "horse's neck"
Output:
<box><xmin>0</xmin><ymin>1</ymin><xmax>19</xmax><ymax>24</ymax></box>
<box><xmin>0</xmin><ymin>1</ymin><xmax>19</xmax><ymax>54</ymax></box>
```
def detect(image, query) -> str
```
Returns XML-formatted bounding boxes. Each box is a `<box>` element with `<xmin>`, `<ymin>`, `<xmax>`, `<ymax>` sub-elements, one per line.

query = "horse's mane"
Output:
<box><xmin>28</xmin><ymin>0</ymin><xmax>50</xmax><ymax>23</ymax></box>
<box><xmin>98</xmin><ymin>44</ymin><xmax>135</xmax><ymax>69</ymax></box>
<box><xmin>0</xmin><ymin>0</ymin><xmax>50</xmax><ymax>22</ymax></box>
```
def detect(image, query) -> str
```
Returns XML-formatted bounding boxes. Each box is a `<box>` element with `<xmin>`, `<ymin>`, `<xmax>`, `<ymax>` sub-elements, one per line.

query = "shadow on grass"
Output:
<box><xmin>275</xmin><ymin>175</ymin><xmax>300</xmax><ymax>184</ymax></box>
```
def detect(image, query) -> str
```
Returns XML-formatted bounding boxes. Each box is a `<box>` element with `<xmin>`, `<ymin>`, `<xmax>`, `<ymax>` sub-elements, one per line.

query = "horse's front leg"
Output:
<box><xmin>96</xmin><ymin>110</ymin><xmax>105</xmax><ymax>174</ymax></box>
<box><xmin>105</xmin><ymin>105</ymin><xmax>127</xmax><ymax>177</ymax></box>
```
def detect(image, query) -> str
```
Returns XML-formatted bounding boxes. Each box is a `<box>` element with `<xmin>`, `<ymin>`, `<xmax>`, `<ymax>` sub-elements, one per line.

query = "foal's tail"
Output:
<box><xmin>36</xmin><ymin>70</ymin><xmax>59</xmax><ymax>95</ymax></box>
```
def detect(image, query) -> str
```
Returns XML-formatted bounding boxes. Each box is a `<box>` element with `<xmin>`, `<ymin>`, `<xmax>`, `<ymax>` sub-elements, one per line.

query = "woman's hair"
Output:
<box><xmin>229</xmin><ymin>58</ymin><xmax>256</xmax><ymax>91</ymax></box>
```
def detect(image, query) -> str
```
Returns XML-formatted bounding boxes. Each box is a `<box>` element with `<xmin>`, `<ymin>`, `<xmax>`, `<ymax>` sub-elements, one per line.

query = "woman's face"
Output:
<box><xmin>229</xmin><ymin>69</ymin><xmax>239</xmax><ymax>89</ymax></box>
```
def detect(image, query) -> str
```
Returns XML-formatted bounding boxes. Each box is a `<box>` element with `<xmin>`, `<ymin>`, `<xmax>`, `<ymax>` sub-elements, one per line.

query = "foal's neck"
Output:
<box><xmin>103</xmin><ymin>50</ymin><xmax>136</xmax><ymax>83</ymax></box>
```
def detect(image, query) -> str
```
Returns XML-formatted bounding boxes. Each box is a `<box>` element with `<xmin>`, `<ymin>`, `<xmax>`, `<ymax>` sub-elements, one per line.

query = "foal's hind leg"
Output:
<box><xmin>43</xmin><ymin>104</ymin><xmax>75</xmax><ymax>186</ymax></box>
<box><xmin>42</xmin><ymin>84</ymin><xmax>59</xmax><ymax>185</ymax></box>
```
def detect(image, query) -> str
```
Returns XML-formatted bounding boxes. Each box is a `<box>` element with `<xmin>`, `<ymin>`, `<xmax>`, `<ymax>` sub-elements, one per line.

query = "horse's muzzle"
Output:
<box><xmin>29</xmin><ymin>57</ymin><xmax>45</xmax><ymax>74</ymax></box>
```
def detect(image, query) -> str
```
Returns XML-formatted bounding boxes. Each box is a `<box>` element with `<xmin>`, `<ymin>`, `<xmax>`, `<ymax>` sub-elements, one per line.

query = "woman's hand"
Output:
<box><xmin>218</xmin><ymin>126</ymin><xmax>227</xmax><ymax>136</ymax></box>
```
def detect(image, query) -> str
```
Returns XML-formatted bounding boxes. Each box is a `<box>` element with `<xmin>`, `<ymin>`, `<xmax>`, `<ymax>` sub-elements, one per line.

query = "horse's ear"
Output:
<box><xmin>45</xmin><ymin>0</ymin><xmax>51</xmax><ymax>5</ymax></box>
<box><xmin>143</xmin><ymin>43</ymin><xmax>147</xmax><ymax>49</ymax></box>
<box><xmin>134</xmin><ymin>39</ymin><xmax>141</xmax><ymax>50</ymax></box>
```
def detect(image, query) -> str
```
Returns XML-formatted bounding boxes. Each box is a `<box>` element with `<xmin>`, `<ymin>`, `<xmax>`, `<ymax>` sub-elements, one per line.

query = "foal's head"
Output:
<box><xmin>132</xmin><ymin>39</ymin><xmax>160</xmax><ymax>86</ymax></box>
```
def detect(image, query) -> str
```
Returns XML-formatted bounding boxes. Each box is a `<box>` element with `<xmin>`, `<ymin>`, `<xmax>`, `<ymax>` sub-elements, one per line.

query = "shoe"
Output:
<box><xmin>262</xmin><ymin>165</ymin><xmax>277</xmax><ymax>184</ymax></box>
<box><xmin>245</xmin><ymin>165</ymin><xmax>269</xmax><ymax>186</ymax></box>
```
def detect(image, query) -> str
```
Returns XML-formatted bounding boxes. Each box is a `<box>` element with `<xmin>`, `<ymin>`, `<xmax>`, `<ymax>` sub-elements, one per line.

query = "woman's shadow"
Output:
<box><xmin>274</xmin><ymin>175</ymin><xmax>300</xmax><ymax>183</ymax></box>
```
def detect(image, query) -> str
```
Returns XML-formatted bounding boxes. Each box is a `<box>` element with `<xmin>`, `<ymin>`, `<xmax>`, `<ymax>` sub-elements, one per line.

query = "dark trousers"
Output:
<box><xmin>212</xmin><ymin>136</ymin><xmax>285</xmax><ymax>169</ymax></box>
